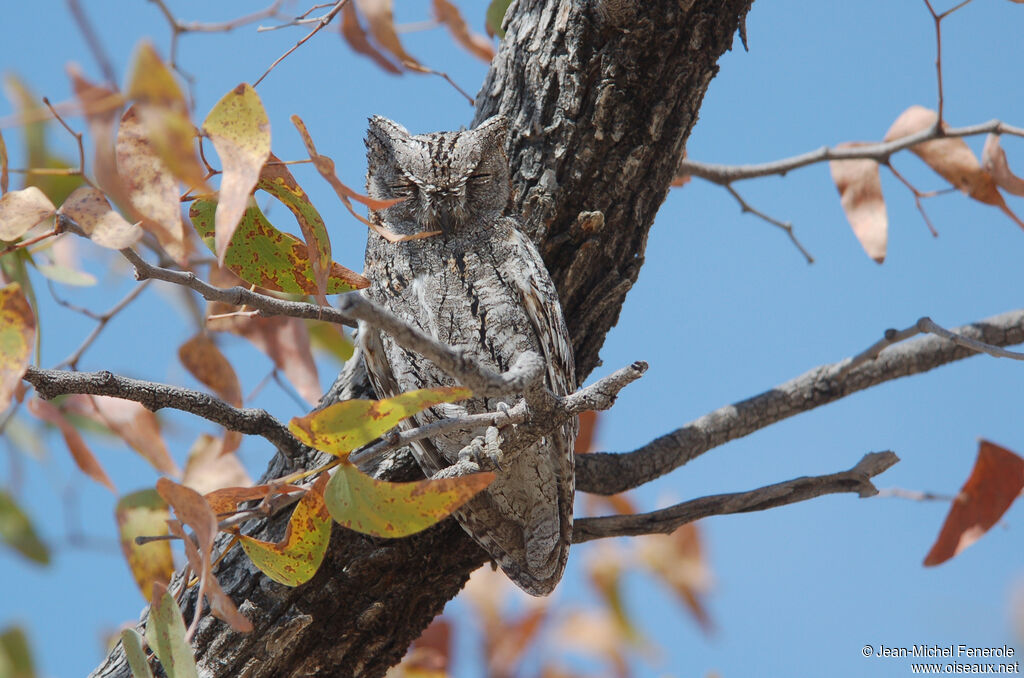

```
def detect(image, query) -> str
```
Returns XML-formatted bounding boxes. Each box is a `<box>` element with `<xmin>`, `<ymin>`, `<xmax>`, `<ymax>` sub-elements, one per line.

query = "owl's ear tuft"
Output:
<box><xmin>366</xmin><ymin>115</ymin><xmax>411</xmax><ymax>157</ymax></box>
<box><xmin>474</xmin><ymin>116</ymin><xmax>510</xmax><ymax>145</ymax></box>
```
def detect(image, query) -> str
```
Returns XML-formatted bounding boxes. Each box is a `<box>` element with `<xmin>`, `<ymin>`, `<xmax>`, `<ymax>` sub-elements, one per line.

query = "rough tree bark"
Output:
<box><xmin>91</xmin><ymin>1</ymin><xmax>753</xmax><ymax>676</ymax></box>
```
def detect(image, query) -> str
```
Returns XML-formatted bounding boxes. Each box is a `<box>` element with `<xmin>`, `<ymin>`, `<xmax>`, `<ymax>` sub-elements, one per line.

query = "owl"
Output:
<box><xmin>359</xmin><ymin>115</ymin><xmax>577</xmax><ymax>596</ymax></box>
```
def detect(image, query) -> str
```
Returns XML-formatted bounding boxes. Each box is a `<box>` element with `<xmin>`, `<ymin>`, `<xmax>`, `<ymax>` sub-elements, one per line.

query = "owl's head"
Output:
<box><xmin>365</xmin><ymin>115</ymin><xmax>511</xmax><ymax>237</ymax></box>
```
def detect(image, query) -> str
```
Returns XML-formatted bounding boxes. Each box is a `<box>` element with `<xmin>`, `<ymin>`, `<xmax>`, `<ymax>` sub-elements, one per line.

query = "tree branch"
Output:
<box><xmin>573</xmin><ymin>451</ymin><xmax>898</xmax><ymax>543</ymax></box>
<box><xmin>576</xmin><ymin>308</ymin><xmax>1024</xmax><ymax>495</ymax></box>
<box><xmin>23</xmin><ymin>367</ymin><xmax>304</xmax><ymax>459</ymax></box>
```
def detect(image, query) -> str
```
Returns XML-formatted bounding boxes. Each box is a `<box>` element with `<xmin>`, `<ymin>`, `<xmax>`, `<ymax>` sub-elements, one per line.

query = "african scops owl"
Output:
<box><xmin>360</xmin><ymin>115</ymin><xmax>577</xmax><ymax>596</ymax></box>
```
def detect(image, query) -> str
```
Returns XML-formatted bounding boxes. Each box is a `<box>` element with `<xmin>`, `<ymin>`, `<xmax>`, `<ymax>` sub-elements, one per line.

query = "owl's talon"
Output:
<box><xmin>458</xmin><ymin>426</ymin><xmax>505</xmax><ymax>472</ymax></box>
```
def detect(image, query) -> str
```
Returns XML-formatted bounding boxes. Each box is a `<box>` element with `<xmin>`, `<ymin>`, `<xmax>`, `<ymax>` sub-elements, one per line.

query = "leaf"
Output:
<box><xmin>638</xmin><ymin>524</ymin><xmax>714</xmax><ymax>633</ymax></box>
<box><xmin>485</xmin><ymin>0</ymin><xmax>513</xmax><ymax>38</ymax></box>
<box><xmin>126</xmin><ymin>42</ymin><xmax>186</xmax><ymax>108</ymax></box>
<box><xmin>0</xmin><ymin>626</ymin><xmax>35</xmax><ymax>678</ymax></box>
<box><xmin>30</xmin><ymin>261</ymin><xmax>97</xmax><ymax>287</ymax></box>
<box><xmin>884</xmin><ymin>105</ymin><xmax>1024</xmax><ymax>230</ymax></box>
<box><xmin>178</xmin><ymin>333</ymin><xmax>242</xmax><ymax>407</ymax></box>
<box><xmin>145</xmin><ymin>582</ymin><xmax>199</xmax><ymax>678</ymax></box>
<box><xmin>183</xmin><ymin>433</ymin><xmax>252</xmax><ymax>496</ymax></box>
<box><xmin>115</xmin><ymin>489</ymin><xmax>174</xmax><ymax>601</ymax></box>
<box><xmin>575</xmin><ymin>410</ymin><xmax>599</xmax><ymax>455</ymax></box>
<box><xmin>353</xmin><ymin>0</ymin><xmax>420</xmax><ymax>69</ymax></box>
<box><xmin>0</xmin><ymin>186</ymin><xmax>55</xmax><ymax>241</ymax></box>
<box><xmin>202</xmin><ymin>83</ymin><xmax>271</xmax><ymax>264</ymax></box>
<box><xmin>204</xmin><ymin>484</ymin><xmax>301</xmax><ymax>516</ymax></box>
<box><xmin>325</xmin><ymin>461</ymin><xmax>494</xmax><ymax>537</ymax></box>
<box><xmin>981</xmin><ymin>134</ymin><xmax>1024</xmax><ymax>197</ymax></box>
<box><xmin>0</xmin><ymin>488</ymin><xmax>49</xmax><ymax>565</ymax></box>
<box><xmin>66</xmin><ymin>395</ymin><xmax>180</xmax><ymax>476</ymax></box>
<box><xmin>0</xmin><ymin>283</ymin><xmax>34</xmax><ymax>412</ymax></box>
<box><xmin>58</xmin><ymin>186</ymin><xmax>142</xmax><ymax>249</ymax></box>
<box><xmin>340</xmin><ymin>1</ymin><xmax>403</xmax><ymax>74</ymax></box>
<box><xmin>307</xmin><ymin>319</ymin><xmax>355</xmax><ymax>364</ymax></box>
<box><xmin>67</xmin><ymin>65</ymin><xmax>125</xmax><ymax>200</ymax></box>
<box><xmin>27</xmin><ymin>397</ymin><xmax>116</xmax><ymax>493</ymax></box>
<box><xmin>829</xmin><ymin>143</ymin><xmax>888</xmax><ymax>263</ymax></box>
<box><xmin>433</xmin><ymin>0</ymin><xmax>495</xmax><ymax>62</ymax></box>
<box><xmin>239</xmin><ymin>473</ymin><xmax>331</xmax><ymax>586</ymax></box>
<box><xmin>257</xmin><ymin>153</ymin><xmax>332</xmax><ymax>302</ymax></box>
<box><xmin>289</xmin><ymin>386</ymin><xmax>472</xmax><ymax>457</ymax></box>
<box><xmin>116</xmin><ymin>105</ymin><xmax>188</xmax><ymax>263</ymax></box>
<box><xmin>923</xmin><ymin>440</ymin><xmax>1024</xmax><ymax>566</ymax></box>
<box><xmin>120</xmin><ymin>628</ymin><xmax>155</xmax><ymax>678</ymax></box>
<box><xmin>188</xmin><ymin>199</ymin><xmax>368</xmax><ymax>294</ymax></box>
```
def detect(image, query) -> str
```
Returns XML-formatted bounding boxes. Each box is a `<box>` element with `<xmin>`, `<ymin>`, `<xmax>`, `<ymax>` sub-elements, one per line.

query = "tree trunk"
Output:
<box><xmin>90</xmin><ymin>1</ymin><xmax>752</xmax><ymax>675</ymax></box>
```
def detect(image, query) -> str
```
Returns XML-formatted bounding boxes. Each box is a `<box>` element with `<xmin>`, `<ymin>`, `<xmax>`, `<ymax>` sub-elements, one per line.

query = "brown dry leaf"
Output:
<box><xmin>208</xmin><ymin>310</ymin><xmax>321</xmax><ymax>406</ymax></box>
<box><xmin>884</xmin><ymin>105</ymin><xmax>1024</xmax><ymax>229</ymax></box>
<box><xmin>433</xmin><ymin>0</ymin><xmax>495</xmax><ymax>62</ymax></box>
<box><xmin>178</xmin><ymin>333</ymin><xmax>242</xmax><ymax>407</ymax></box>
<box><xmin>575</xmin><ymin>410</ymin><xmax>599</xmax><ymax>455</ymax></box>
<box><xmin>556</xmin><ymin>611</ymin><xmax>629</xmax><ymax>678</ymax></box>
<box><xmin>116</xmin><ymin>105</ymin><xmax>188</xmax><ymax>263</ymax></box>
<box><xmin>340</xmin><ymin>1</ymin><xmax>402</xmax><ymax>74</ymax></box>
<box><xmin>65</xmin><ymin>394</ymin><xmax>180</xmax><ymax>476</ymax></box>
<box><xmin>67</xmin><ymin>65</ymin><xmax>125</xmax><ymax>200</ymax></box>
<box><xmin>0</xmin><ymin>186</ymin><xmax>55</xmax><ymax>241</ymax></box>
<box><xmin>28</xmin><ymin>398</ymin><xmax>116</xmax><ymax>493</ymax></box>
<box><xmin>204</xmin><ymin>484</ymin><xmax>302</xmax><ymax>516</ymax></box>
<box><xmin>829</xmin><ymin>143</ymin><xmax>888</xmax><ymax>263</ymax></box>
<box><xmin>202</xmin><ymin>83</ymin><xmax>271</xmax><ymax>264</ymax></box>
<box><xmin>58</xmin><ymin>187</ymin><xmax>142</xmax><ymax>249</ymax></box>
<box><xmin>0</xmin><ymin>128</ymin><xmax>8</xmax><ymax>193</ymax></box>
<box><xmin>982</xmin><ymin>134</ymin><xmax>1024</xmax><ymax>197</ymax></box>
<box><xmin>0</xmin><ymin>283</ymin><xmax>34</xmax><ymax>412</ymax></box>
<box><xmin>638</xmin><ymin>524</ymin><xmax>714</xmax><ymax>633</ymax></box>
<box><xmin>354</xmin><ymin>0</ymin><xmax>420</xmax><ymax>69</ymax></box>
<box><xmin>182</xmin><ymin>433</ymin><xmax>252</xmax><ymax>496</ymax></box>
<box><xmin>397</xmin><ymin>618</ymin><xmax>451</xmax><ymax>675</ymax></box>
<box><xmin>924</xmin><ymin>440</ymin><xmax>1024</xmax><ymax>566</ymax></box>
<box><xmin>489</xmin><ymin>607</ymin><xmax>547</xmax><ymax>676</ymax></box>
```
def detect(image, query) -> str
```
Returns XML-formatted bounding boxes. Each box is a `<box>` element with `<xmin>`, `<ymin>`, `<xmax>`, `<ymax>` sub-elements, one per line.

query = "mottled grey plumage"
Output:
<box><xmin>360</xmin><ymin>115</ymin><xmax>577</xmax><ymax>596</ymax></box>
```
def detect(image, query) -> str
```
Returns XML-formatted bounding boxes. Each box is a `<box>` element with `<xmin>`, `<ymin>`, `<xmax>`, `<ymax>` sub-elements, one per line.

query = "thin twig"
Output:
<box><xmin>253</xmin><ymin>1</ymin><xmax>347</xmax><ymax>87</ymax></box>
<box><xmin>41</xmin><ymin>97</ymin><xmax>94</xmax><ymax>189</ymax></box>
<box><xmin>258</xmin><ymin>2</ymin><xmax>337</xmax><ymax>31</ymax></box>
<box><xmin>53</xmin><ymin>280</ymin><xmax>152</xmax><ymax>369</ymax></box>
<box><xmin>885</xmin><ymin>163</ymin><xmax>941</xmax><ymax>236</ymax></box>
<box><xmin>723</xmin><ymin>184</ymin><xmax>814</xmax><ymax>263</ymax></box>
<box><xmin>877</xmin><ymin>487</ymin><xmax>956</xmax><ymax>502</ymax></box>
<box><xmin>66</xmin><ymin>0</ymin><xmax>118</xmax><ymax>86</ymax></box>
<box><xmin>573</xmin><ymin>451</ymin><xmax>899</xmax><ymax>543</ymax></box>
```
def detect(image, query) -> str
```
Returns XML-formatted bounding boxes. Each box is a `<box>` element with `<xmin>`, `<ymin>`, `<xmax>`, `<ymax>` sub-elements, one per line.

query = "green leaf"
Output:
<box><xmin>307</xmin><ymin>320</ymin><xmax>355</xmax><ymax>364</ymax></box>
<box><xmin>486</xmin><ymin>0</ymin><xmax>513</xmax><ymax>37</ymax></box>
<box><xmin>0</xmin><ymin>626</ymin><xmax>35</xmax><ymax>678</ymax></box>
<box><xmin>239</xmin><ymin>473</ymin><xmax>331</xmax><ymax>586</ymax></box>
<box><xmin>189</xmin><ymin>198</ymin><xmax>368</xmax><ymax>294</ymax></box>
<box><xmin>289</xmin><ymin>387</ymin><xmax>472</xmax><ymax>457</ymax></box>
<box><xmin>202</xmin><ymin>83</ymin><xmax>271</xmax><ymax>263</ymax></box>
<box><xmin>325</xmin><ymin>462</ymin><xmax>494</xmax><ymax>537</ymax></box>
<box><xmin>0</xmin><ymin>488</ymin><xmax>49</xmax><ymax>565</ymax></box>
<box><xmin>120</xmin><ymin>628</ymin><xmax>155</xmax><ymax>678</ymax></box>
<box><xmin>145</xmin><ymin>583</ymin><xmax>199</xmax><ymax>678</ymax></box>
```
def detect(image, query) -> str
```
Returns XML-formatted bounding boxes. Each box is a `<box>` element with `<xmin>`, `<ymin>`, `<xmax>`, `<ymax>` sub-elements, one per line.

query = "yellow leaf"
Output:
<box><xmin>239</xmin><ymin>473</ymin><xmax>331</xmax><ymax>586</ymax></box>
<box><xmin>115</xmin><ymin>489</ymin><xmax>174</xmax><ymax>601</ymax></box>
<box><xmin>202</xmin><ymin>84</ymin><xmax>271</xmax><ymax>264</ymax></box>
<box><xmin>325</xmin><ymin>461</ymin><xmax>494</xmax><ymax>538</ymax></box>
<box><xmin>0</xmin><ymin>283</ymin><xmax>34</xmax><ymax>412</ymax></box>
<box><xmin>289</xmin><ymin>386</ymin><xmax>472</xmax><ymax>457</ymax></box>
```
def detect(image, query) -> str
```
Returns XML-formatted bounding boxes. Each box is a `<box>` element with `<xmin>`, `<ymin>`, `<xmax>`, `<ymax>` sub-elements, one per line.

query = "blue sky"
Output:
<box><xmin>1</xmin><ymin>1</ymin><xmax>1022</xmax><ymax>677</ymax></box>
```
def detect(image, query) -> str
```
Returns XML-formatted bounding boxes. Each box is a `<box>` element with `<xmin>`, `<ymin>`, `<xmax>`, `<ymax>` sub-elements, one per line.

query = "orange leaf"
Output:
<box><xmin>923</xmin><ymin>440</ymin><xmax>1024</xmax><ymax>566</ymax></box>
<box><xmin>982</xmin><ymin>134</ymin><xmax>1024</xmax><ymax>197</ymax></box>
<box><xmin>178</xmin><ymin>333</ymin><xmax>242</xmax><ymax>407</ymax></box>
<box><xmin>829</xmin><ymin>143</ymin><xmax>888</xmax><ymax>263</ymax></box>
<box><xmin>575</xmin><ymin>410</ymin><xmax>599</xmax><ymax>455</ymax></box>
<box><xmin>183</xmin><ymin>433</ymin><xmax>252</xmax><ymax>496</ymax></box>
<box><xmin>0</xmin><ymin>283</ymin><xmax>34</xmax><ymax>412</ymax></box>
<box><xmin>432</xmin><ymin>0</ymin><xmax>495</xmax><ymax>62</ymax></box>
<box><xmin>204</xmin><ymin>484</ymin><xmax>302</xmax><ymax>516</ymax></box>
<box><xmin>638</xmin><ymin>524</ymin><xmax>714</xmax><ymax>633</ymax></box>
<box><xmin>340</xmin><ymin>1</ymin><xmax>402</xmax><ymax>74</ymax></box>
<box><xmin>353</xmin><ymin>0</ymin><xmax>420</xmax><ymax>69</ymax></box>
<box><xmin>884</xmin><ymin>106</ymin><xmax>1024</xmax><ymax>230</ymax></box>
<box><xmin>66</xmin><ymin>394</ymin><xmax>180</xmax><ymax>476</ymax></box>
<box><xmin>58</xmin><ymin>187</ymin><xmax>142</xmax><ymax>250</ymax></box>
<box><xmin>28</xmin><ymin>398</ymin><xmax>116</xmax><ymax>493</ymax></box>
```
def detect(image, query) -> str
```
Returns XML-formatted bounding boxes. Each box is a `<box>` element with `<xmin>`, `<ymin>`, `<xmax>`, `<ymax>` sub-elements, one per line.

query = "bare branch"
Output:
<box><xmin>722</xmin><ymin>184</ymin><xmax>814</xmax><ymax>263</ymax></box>
<box><xmin>66</xmin><ymin>0</ymin><xmax>118</xmax><ymax>86</ymax></box>
<box><xmin>253</xmin><ymin>1</ymin><xmax>347</xmax><ymax>87</ymax></box>
<box><xmin>573</xmin><ymin>451</ymin><xmax>898</xmax><ymax>543</ymax></box>
<box><xmin>677</xmin><ymin>119</ymin><xmax>1024</xmax><ymax>184</ymax></box>
<box><xmin>51</xmin><ymin>280</ymin><xmax>152</xmax><ymax>369</ymax></box>
<box><xmin>576</xmin><ymin>309</ymin><xmax>1024</xmax><ymax>495</ymax></box>
<box><xmin>22</xmin><ymin>366</ymin><xmax>304</xmax><ymax>458</ymax></box>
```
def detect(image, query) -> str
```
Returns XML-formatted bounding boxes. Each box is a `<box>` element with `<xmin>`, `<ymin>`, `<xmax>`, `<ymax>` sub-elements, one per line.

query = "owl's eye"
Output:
<box><xmin>468</xmin><ymin>172</ymin><xmax>491</xmax><ymax>185</ymax></box>
<box><xmin>388</xmin><ymin>181</ymin><xmax>417</xmax><ymax>197</ymax></box>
